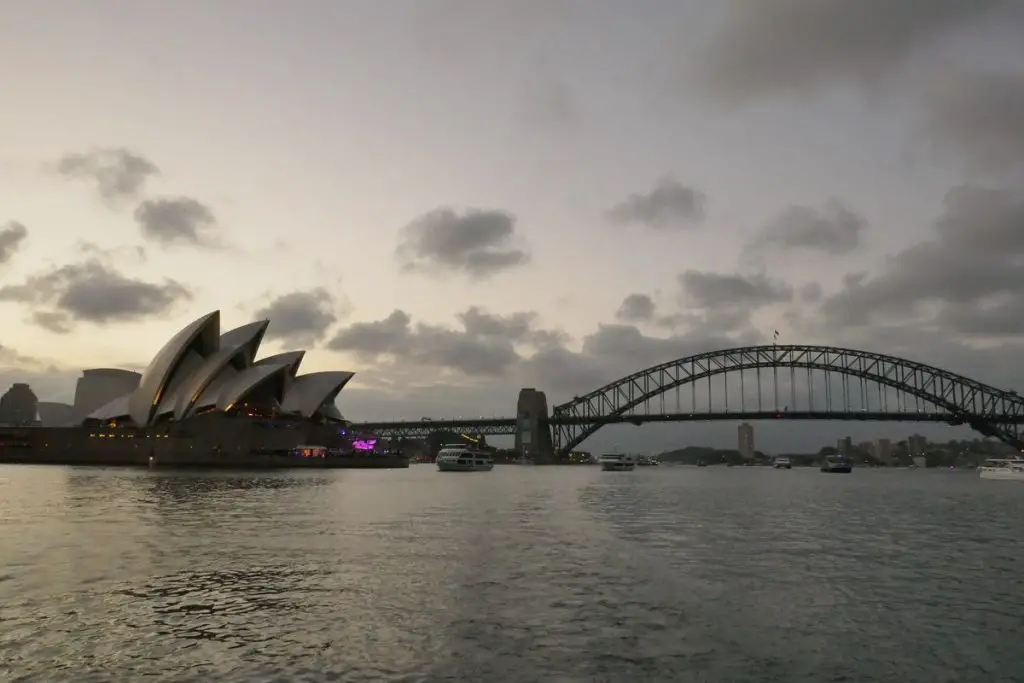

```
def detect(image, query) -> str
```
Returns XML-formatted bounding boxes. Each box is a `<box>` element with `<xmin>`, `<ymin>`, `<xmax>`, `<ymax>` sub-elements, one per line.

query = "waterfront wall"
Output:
<box><xmin>0</xmin><ymin>414</ymin><xmax>408</xmax><ymax>469</ymax></box>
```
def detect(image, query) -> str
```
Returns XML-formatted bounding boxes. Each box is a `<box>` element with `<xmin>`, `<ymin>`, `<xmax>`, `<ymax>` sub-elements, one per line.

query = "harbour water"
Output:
<box><xmin>2</xmin><ymin>464</ymin><xmax>1022</xmax><ymax>681</ymax></box>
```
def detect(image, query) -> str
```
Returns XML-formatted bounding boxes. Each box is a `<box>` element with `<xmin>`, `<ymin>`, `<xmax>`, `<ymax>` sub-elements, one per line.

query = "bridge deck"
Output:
<box><xmin>351</xmin><ymin>410</ymin><xmax>1015</xmax><ymax>438</ymax></box>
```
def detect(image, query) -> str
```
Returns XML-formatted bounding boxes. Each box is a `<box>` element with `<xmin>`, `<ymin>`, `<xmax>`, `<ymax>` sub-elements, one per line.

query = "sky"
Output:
<box><xmin>1</xmin><ymin>0</ymin><xmax>1023</xmax><ymax>453</ymax></box>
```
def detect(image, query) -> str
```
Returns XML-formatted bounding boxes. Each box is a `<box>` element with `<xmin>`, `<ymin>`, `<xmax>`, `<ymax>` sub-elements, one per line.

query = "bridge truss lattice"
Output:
<box><xmin>550</xmin><ymin>345</ymin><xmax>1024</xmax><ymax>455</ymax></box>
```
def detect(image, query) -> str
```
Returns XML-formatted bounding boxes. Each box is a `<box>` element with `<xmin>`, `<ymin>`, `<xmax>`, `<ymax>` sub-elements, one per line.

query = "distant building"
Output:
<box><xmin>837</xmin><ymin>436</ymin><xmax>853</xmax><ymax>454</ymax></box>
<box><xmin>738</xmin><ymin>422</ymin><xmax>755</xmax><ymax>459</ymax></box>
<box><xmin>37</xmin><ymin>401</ymin><xmax>76</xmax><ymax>427</ymax></box>
<box><xmin>908</xmin><ymin>434</ymin><xmax>927</xmax><ymax>457</ymax></box>
<box><xmin>876</xmin><ymin>438</ymin><xmax>893</xmax><ymax>464</ymax></box>
<box><xmin>72</xmin><ymin>369</ymin><xmax>142</xmax><ymax>422</ymax></box>
<box><xmin>0</xmin><ymin>383</ymin><xmax>39</xmax><ymax>426</ymax></box>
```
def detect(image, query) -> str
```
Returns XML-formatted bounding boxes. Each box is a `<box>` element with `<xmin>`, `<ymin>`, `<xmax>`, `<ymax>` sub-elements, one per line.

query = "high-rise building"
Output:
<box><xmin>908</xmin><ymin>434</ymin><xmax>927</xmax><ymax>457</ymax></box>
<box><xmin>838</xmin><ymin>436</ymin><xmax>853</xmax><ymax>454</ymax></box>
<box><xmin>0</xmin><ymin>383</ymin><xmax>39</xmax><ymax>426</ymax></box>
<box><xmin>876</xmin><ymin>438</ymin><xmax>893</xmax><ymax>463</ymax></box>
<box><xmin>738</xmin><ymin>422</ymin><xmax>755</xmax><ymax>459</ymax></box>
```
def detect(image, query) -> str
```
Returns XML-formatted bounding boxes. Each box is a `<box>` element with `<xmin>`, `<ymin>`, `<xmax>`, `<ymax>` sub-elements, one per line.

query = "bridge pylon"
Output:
<box><xmin>515</xmin><ymin>388</ymin><xmax>555</xmax><ymax>463</ymax></box>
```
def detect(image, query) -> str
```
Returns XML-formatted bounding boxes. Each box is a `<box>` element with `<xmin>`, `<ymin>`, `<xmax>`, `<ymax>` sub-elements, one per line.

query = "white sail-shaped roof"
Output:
<box><xmin>166</xmin><ymin>320</ymin><xmax>270</xmax><ymax>419</ymax></box>
<box><xmin>216</xmin><ymin>362</ymin><xmax>291</xmax><ymax>411</ymax></box>
<box><xmin>128</xmin><ymin>311</ymin><xmax>220</xmax><ymax>426</ymax></box>
<box><xmin>279</xmin><ymin>371</ymin><xmax>355</xmax><ymax>418</ymax></box>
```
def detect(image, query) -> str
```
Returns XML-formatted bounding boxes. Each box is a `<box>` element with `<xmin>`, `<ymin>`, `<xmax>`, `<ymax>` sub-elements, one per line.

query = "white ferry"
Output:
<box><xmin>436</xmin><ymin>445</ymin><xmax>494</xmax><ymax>472</ymax></box>
<box><xmin>773</xmin><ymin>456</ymin><xmax>792</xmax><ymax>470</ymax></box>
<box><xmin>820</xmin><ymin>454</ymin><xmax>853</xmax><ymax>473</ymax></box>
<box><xmin>599</xmin><ymin>453</ymin><xmax>637</xmax><ymax>471</ymax></box>
<box><xmin>978</xmin><ymin>457</ymin><xmax>1024</xmax><ymax>481</ymax></box>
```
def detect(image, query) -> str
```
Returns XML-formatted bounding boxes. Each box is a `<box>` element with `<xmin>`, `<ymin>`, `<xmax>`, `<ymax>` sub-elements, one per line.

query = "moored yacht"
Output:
<box><xmin>773</xmin><ymin>456</ymin><xmax>792</xmax><ymax>469</ymax></box>
<box><xmin>599</xmin><ymin>452</ymin><xmax>637</xmax><ymax>471</ymax></box>
<box><xmin>436</xmin><ymin>445</ymin><xmax>494</xmax><ymax>472</ymax></box>
<box><xmin>637</xmin><ymin>454</ymin><xmax>660</xmax><ymax>466</ymax></box>
<box><xmin>978</xmin><ymin>456</ymin><xmax>1024</xmax><ymax>481</ymax></box>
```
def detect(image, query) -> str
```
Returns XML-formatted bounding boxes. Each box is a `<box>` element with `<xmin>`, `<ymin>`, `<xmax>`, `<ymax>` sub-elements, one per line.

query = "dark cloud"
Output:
<box><xmin>606</xmin><ymin>178</ymin><xmax>707</xmax><ymax>230</ymax></box>
<box><xmin>56</xmin><ymin>147</ymin><xmax>159</xmax><ymax>202</ymax></box>
<box><xmin>799</xmin><ymin>282</ymin><xmax>824</xmax><ymax>303</ymax></box>
<box><xmin>31</xmin><ymin>311</ymin><xmax>73</xmax><ymax>335</ymax></box>
<box><xmin>0</xmin><ymin>259</ymin><xmax>191</xmax><ymax>329</ymax></box>
<box><xmin>254</xmin><ymin>289</ymin><xmax>339</xmax><ymax>346</ymax></box>
<box><xmin>458</xmin><ymin>306</ymin><xmax>540</xmax><ymax>341</ymax></box>
<box><xmin>616</xmin><ymin>293</ymin><xmax>657</xmax><ymax>322</ymax></box>
<box><xmin>0</xmin><ymin>220</ymin><xmax>28</xmax><ymax>264</ymax></box>
<box><xmin>329</xmin><ymin>309</ymin><xmax>520</xmax><ymax>377</ymax></box>
<box><xmin>694</xmin><ymin>0</ymin><xmax>1011</xmax><ymax>104</ymax></box>
<box><xmin>922</xmin><ymin>69</ymin><xmax>1024</xmax><ymax>175</ymax></box>
<box><xmin>328</xmin><ymin>307</ymin><xmax>567</xmax><ymax>378</ymax></box>
<box><xmin>820</xmin><ymin>184</ymin><xmax>1024</xmax><ymax>334</ymax></box>
<box><xmin>327</xmin><ymin>299</ymin><xmax>763</xmax><ymax>403</ymax></box>
<box><xmin>0</xmin><ymin>343</ymin><xmax>45</xmax><ymax>370</ymax></box>
<box><xmin>396</xmin><ymin>208</ymin><xmax>530</xmax><ymax>278</ymax></box>
<box><xmin>680</xmin><ymin>270</ymin><xmax>793</xmax><ymax>309</ymax></box>
<box><xmin>133</xmin><ymin>197</ymin><xmax>218</xmax><ymax>246</ymax></box>
<box><xmin>746</xmin><ymin>199</ymin><xmax>867</xmax><ymax>257</ymax></box>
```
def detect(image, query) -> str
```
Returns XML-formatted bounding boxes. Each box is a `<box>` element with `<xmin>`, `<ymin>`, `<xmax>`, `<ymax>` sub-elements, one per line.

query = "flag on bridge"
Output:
<box><xmin>773</xmin><ymin>329</ymin><xmax>780</xmax><ymax>343</ymax></box>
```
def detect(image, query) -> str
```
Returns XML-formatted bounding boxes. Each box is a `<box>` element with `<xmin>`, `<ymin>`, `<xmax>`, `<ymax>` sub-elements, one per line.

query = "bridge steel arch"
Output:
<box><xmin>550</xmin><ymin>345</ymin><xmax>1024</xmax><ymax>455</ymax></box>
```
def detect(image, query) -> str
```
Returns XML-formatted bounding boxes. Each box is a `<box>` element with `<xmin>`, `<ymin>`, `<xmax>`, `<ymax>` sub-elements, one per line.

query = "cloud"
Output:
<box><xmin>606</xmin><ymin>178</ymin><xmax>707</xmax><ymax>230</ymax></box>
<box><xmin>519</xmin><ymin>69</ymin><xmax>580</xmax><ymax>129</ymax></box>
<box><xmin>693</xmin><ymin>0</ymin><xmax>1011</xmax><ymax>104</ymax></box>
<box><xmin>0</xmin><ymin>343</ymin><xmax>46</xmax><ymax>370</ymax></box>
<box><xmin>329</xmin><ymin>309</ymin><xmax>528</xmax><ymax>377</ymax></box>
<box><xmin>329</xmin><ymin>302</ymin><xmax>762</xmax><ymax>398</ymax></box>
<box><xmin>680</xmin><ymin>270</ymin><xmax>793</xmax><ymax>309</ymax></box>
<box><xmin>133</xmin><ymin>197</ymin><xmax>219</xmax><ymax>246</ymax></box>
<box><xmin>616</xmin><ymin>293</ymin><xmax>657</xmax><ymax>322</ymax></box>
<box><xmin>921</xmin><ymin>69</ymin><xmax>1024</xmax><ymax>176</ymax></box>
<box><xmin>76</xmin><ymin>241</ymin><xmax>148</xmax><ymax>264</ymax></box>
<box><xmin>820</xmin><ymin>184</ymin><xmax>1024</xmax><ymax>334</ymax></box>
<box><xmin>31</xmin><ymin>311</ymin><xmax>73</xmax><ymax>334</ymax></box>
<box><xmin>0</xmin><ymin>259</ymin><xmax>192</xmax><ymax>330</ymax></box>
<box><xmin>0</xmin><ymin>220</ymin><xmax>28</xmax><ymax>264</ymax></box>
<box><xmin>746</xmin><ymin>199</ymin><xmax>867</xmax><ymax>258</ymax></box>
<box><xmin>395</xmin><ymin>207</ymin><xmax>530</xmax><ymax>278</ymax></box>
<box><xmin>254</xmin><ymin>289</ymin><xmax>339</xmax><ymax>346</ymax></box>
<box><xmin>55</xmin><ymin>147</ymin><xmax>160</xmax><ymax>202</ymax></box>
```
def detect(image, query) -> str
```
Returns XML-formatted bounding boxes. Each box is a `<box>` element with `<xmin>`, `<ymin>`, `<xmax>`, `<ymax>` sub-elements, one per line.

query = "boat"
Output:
<box><xmin>599</xmin><ymin>453</ymin><xmax>636</xmax><ymax>471</ymax></box>
<box><xmin>436</xmin><ymin>445</ymin><xmax>494</xmax><ymax>472</ymax></box>
<box><xmin>773</xmin><ymin>456</ymin><xmax>792</xmax><ymax>470</ymax></box>
<box><xmin>820</xmin><ymin>454</ymin><xmax>852</xmax><ymax>473</ymax></box>
<box><xmin>637</xmin><ymin>454</ymin><xmax>660</xmax><ymax>466</ymax></box>
<box><xmin>978</xmin><ymin>456</ymin><xmax>1024</xmax><ymax>481</ymax></box>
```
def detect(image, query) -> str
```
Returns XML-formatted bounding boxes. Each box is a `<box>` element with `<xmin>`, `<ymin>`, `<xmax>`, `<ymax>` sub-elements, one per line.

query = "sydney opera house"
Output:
<box><xmin>0</xmin><ymin>310</ymin><xmax>399</xmax><ymax>468</ymax></box>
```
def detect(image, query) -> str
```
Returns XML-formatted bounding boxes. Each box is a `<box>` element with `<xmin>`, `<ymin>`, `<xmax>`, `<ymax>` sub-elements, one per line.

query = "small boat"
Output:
<box><xmin>773</xmin><ymin>456</ymin><xmax>792</xmax><ymax>470</ymax></box>
<box><xmin>978</xmin><ymin>457</ymin><xmax>1024</xmax><ymax>481</ymax></box>
<box><xmin>637</xmin><ymin>454</ymin><xmax>660</xmax><ymax>466</ymax></box>
<box><xmin>820</xmin><ymin>455</ymin><xmax>852</xmax><ymax>473</ymax></box>
<box><xmin>599</xmin><ymin>453</ymin><xmax>636</xmax><ymax>471</ymax></box>
<box><xmin>436</xmin><ymin>445</ymin><xmax>494</xmax><ymax>472</ymax></box>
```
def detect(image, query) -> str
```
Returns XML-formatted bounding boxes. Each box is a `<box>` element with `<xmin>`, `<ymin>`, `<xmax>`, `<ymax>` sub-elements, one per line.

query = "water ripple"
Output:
<box><xmin>1</xmin><ymin>465</ymin><xmax>1023</xmax><ymax>681</ymax></box>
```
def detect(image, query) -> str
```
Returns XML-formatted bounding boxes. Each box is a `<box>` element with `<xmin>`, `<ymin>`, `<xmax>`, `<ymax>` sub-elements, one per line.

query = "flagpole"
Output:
<box><xmin>772</xmin><ymin>328</ymin><xmax>779</xmax><ymax>410</ymax></box>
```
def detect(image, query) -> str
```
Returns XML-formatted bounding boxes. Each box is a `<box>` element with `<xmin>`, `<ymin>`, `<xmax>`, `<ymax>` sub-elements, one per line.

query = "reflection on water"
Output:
<box><xmin>1</xmin><ymin>464</ymin><xmax>1023</xmax><ymax>681</ymax></box>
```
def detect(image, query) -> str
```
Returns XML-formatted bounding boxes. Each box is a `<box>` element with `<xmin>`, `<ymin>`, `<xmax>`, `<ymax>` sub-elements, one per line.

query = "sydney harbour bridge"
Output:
<box><xmin>349</xmin><ymin>345</ymin><xmax>1024</xmax><ymax>460</ymax></box>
